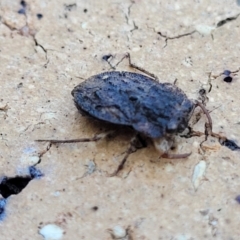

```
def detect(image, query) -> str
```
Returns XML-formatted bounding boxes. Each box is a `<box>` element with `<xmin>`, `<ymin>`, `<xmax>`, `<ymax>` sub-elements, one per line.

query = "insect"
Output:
<box><xmin>37</xmin><ymin>53</ymin><xmax>212</xmax><ymax>175</ymax></box>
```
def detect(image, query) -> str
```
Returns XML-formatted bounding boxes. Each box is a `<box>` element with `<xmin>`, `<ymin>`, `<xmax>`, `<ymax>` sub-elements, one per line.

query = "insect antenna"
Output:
<box><xmin>195</xmin><ymin>101</ymin><xmax>213</xmax><ymax>134</ymax></box>
<box><xmin>36</xmin><ymin>132</ymin><xmax>113</xmax><ymax>144</ymax></box>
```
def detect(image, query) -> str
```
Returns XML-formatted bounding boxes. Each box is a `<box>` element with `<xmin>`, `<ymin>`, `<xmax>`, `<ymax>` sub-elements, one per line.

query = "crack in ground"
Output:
<box><xmin>6</xmin><ymin>26</ymin><xmax>49</xmax><ymax>66</ymax></box>
<box><xmin>121</xmin><ymin>1</ymin><xmax>138</xmax><ymax>35</ymax></box>
<box><xmin>1</xmin><ymin>2</ymin><xmax>49</xmax><ymax>67</ymax></box>
<box><xmin>157</xmin><ymin>30</ymin><xmax>196</xmax><ymax>48</ymax></box>
<box><xmin>130</xmin><ymin>21</ymin><xmax>138</xmax><ymax>33</ymax></box>
<box><xmin>216</xmin><ymin>13</ymin><xmax>240</xmax><ymax>28</ymax></box>
<box><xmin>0</xmin><ymin>108</ymin><xmax>46</xmax><ymax>213</ymax></box>
<box><xmin>33</xmin><ymin>36</ymin><xmax>49</xmax><ymax>67</ymax></box>
<box><xmin>38</xmin><ymin>142</ymin><xmax>52</xmax><ymax>163</ymax></box>
<box><xmin>146</xmin><ymin>24</ymin><xmax>196</xmax><ymax>48</ymax></box>
<box><xmin>208</xmin><ymin>68</ymin><xmax>240</xmax><ymax>80</ymax></box>
<box><xmin>123</xmin><ymin>1</ymin><xmax>135</xmax><ymax>25</ymax></box>
<box><xmin>0</xmin><ymin>166</ymin><xmax>43</xmax><ymax>220</ymax></box>
<box><xmin>0</xmin><ymin>123</ymin><xmax>47</xmax><ymax>219</ymax></box>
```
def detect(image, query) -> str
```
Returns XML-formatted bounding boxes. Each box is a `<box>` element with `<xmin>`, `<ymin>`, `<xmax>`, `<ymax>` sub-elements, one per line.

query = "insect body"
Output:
<box><xmin>72</xmin><ymin>71</ymin><xmax>196</xmax><ymax>157</ymax></box>
<box><xmin>37</xmin><ymin>54</ymin><xmax>212</xmax><ymax>175</ymax></box>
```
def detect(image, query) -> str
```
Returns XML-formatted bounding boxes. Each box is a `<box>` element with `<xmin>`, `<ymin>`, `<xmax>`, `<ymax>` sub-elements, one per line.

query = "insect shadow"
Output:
<box><xmin>36</xmin><ymin>53</ymin><xmax>213</xmax><ymax>176</ymax></box>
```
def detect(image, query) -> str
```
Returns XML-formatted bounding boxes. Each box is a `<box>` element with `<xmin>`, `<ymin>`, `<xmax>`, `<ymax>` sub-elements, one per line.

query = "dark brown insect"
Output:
<box><xmin>37</xmin><ymin>53</ymin><xmax>212</xmax><ymax>175</ymax></box>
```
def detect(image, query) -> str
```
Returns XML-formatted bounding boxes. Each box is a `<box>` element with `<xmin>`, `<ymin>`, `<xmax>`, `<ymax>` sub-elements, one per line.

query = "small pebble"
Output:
<box><xmin>39</xmin><ymin>224</ymin><xmax>64</xmax><ymax>240</ymax></box>
<box><xmin>223</xmin><ymin>70</ymin><xmax>231</xmax><ymax>76</ymax></box>
<box><xmin>18</xmin><ymin>8</ymin><xmax>26</xmax><ymax>14</ymax></box>
<box><xmin>223</xmin><ymin>76</ymin><xmax>232</xmax><ymax>83</ymax></box>
<box><xmin>37</xmin><ymin>13</ymin><xmax>43</xmax><ymax>19</ymax></box>
<box><xmin>112</xmin><ymin>226</ymin><xmax>126</xmax><ymax>238</ymax></box>
<box><xmin>192</xmin><ymin>161</ymin><xmax>206</xmax><ymax>190</ymax></box>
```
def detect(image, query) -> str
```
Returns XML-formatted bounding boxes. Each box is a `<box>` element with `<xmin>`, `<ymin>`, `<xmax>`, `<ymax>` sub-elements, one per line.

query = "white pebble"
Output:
<box><xmin>192</xmin><ymin>160</ymin><xmax>207</xmax><ymax>190</ymax></box>
<box><xmin>112</xmin><ymin>226</ymin><xmax>126</xmax><ymax>238</ymax></box>
<box><xmin>195</xmin><ymin>24</ymin><xmax>215</xmax><ymax>35</ymax></box>
<box><xmin>39</xmin><ymin>224</ymin><xmax>63</xmax><ymax>240</ymax></box>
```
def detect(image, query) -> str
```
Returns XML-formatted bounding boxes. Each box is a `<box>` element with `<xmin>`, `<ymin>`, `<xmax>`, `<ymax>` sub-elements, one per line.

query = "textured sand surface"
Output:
<box><xmin>1</xmin><ymin>0</ymin><xmax>240</xmax><ymax>239</ymax></box>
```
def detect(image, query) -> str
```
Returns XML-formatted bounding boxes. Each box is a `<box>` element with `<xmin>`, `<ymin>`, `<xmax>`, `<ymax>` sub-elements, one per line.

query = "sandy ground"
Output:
<box><xmin>1</xmin><ymin>0</ymin><xmax>240</xmax><ymax>239</ymax></box>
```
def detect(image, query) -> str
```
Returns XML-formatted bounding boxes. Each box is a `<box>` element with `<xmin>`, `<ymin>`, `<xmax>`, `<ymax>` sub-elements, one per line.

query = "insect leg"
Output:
<box><xmin>36</xmin><ymin>132</ymin><xmax>113</xmax><ymax>144</ymax></box>
<box><xmin>109</xmin><ymin>134</ymin><xmax>146</xmax><ymax>176</ymax></box>
<box><xmin>121</xmin><ymin>52</ymin><xmax>159</xmax><ymax>80</ymax></box>
<box><xmin>161</xmin><ymin>152</ymin><xmax>191</xmax><ymax>159</ymax></box>
<box><xmin>153</xmin><ymin>136</ymin><xmax>191</xmax><ymax>159</ymax></box>
<box><xmin>195</xmin><ymin>101</ymin><xmax>213</xmax><ymax>134</ymax></box>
